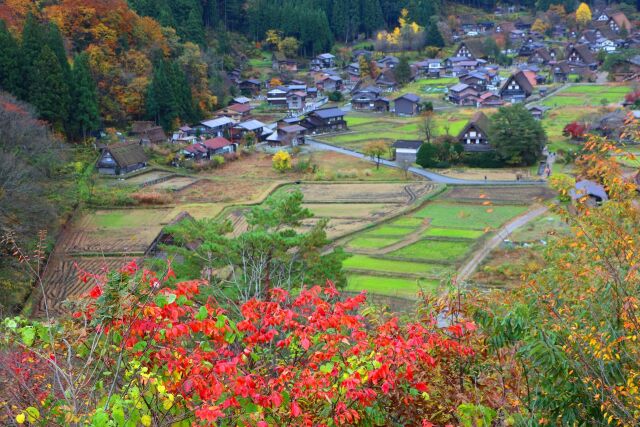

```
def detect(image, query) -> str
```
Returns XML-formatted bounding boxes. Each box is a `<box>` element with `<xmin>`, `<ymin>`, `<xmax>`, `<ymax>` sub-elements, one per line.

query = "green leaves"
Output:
<box><xmin>195</xmin><ymin>306</ymin><xmax>208</xmax><ymax>321</ymax></box>
<box><xmin>20</xmin><ymin>326</ymin><xmax>35</xmax><ymax>347</ymax></box>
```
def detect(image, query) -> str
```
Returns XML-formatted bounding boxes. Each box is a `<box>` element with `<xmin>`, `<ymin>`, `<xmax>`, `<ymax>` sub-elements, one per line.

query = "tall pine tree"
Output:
<box><xmin>30</xmin><ymin>46</ymin><xmax>70</xmax><ymax>132</ymax></box>
<box><xmin>0</xmin><ymin>21</ymin><xmax>20</xmax><ymax>94</ymax></box>
<box><xmin>19</xmin><ymin>14</ymin><xmax>46</xmax><ymax>100</ymax></box>
<box><xmin>360</xmin><ymin>0</ymin><xmax>384</xmax><ymax>37</ymax></box>
<box><xmin>394</xmin><ymin>56</ymin><xmax>412</xmax><ymax>86</ymax></box>
<box><xmin>425</xmin><ymin>21</ymin><xmax>445</xmax><ymax>47</ymax></box>
<box><xmin>70</xmin><ymin>53</ymin><xmax>100</xmax><ymax>140</ymax></box>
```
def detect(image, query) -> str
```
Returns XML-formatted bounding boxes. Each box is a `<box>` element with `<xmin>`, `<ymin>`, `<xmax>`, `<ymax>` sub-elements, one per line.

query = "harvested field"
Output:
<box><xmin>36</xmin><ymin>256</ymin><xmax>135</xmax><ymax>316</ymax></box>
<box><xmin>120</xmin><ymin>170</ymin><xmax>173</xmax><ymax>186</ymax></box>
<box><xmin>304</xmin><ymin>203</ymin><xmax>400</xmax><ymax>218</ymax></box>
<box><xmin>302</xmin><ymin>151</ymin><xmax>417</xmax><ymax>181</ymax></box>
<box><xmin>442</xmin><ymin>186</ymin><xmax>555</xmax><ymax>204</ymax></box>
<box><xmin>58</xmin><ymin>209</ymin><xmax>174</xmax><ymax>254</ymax></box>
<box><xmin>281</xmin><ymin>182</ymin><xmax>439</xmax><ymax>204</ymax></box>
<box><xmin>146</xmin><ymin>176</ymin><xmax>198</xmax><ymax>191</ymax></box>
<box><xmin>176</xmin><ymin>179</ymin><xmax>276</xmax><ymax>204</ymax></box>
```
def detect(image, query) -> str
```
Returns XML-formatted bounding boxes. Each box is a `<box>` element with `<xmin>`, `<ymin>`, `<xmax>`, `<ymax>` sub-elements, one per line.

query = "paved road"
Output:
<box><xmin>306</xmin><ymin>139</ymin><xmax>547</xmax><ymax>185</ymax></box>
<box><xmin>456</xmin><ymin>205</ymin><xmax>549</xmax><ymax>282</ymax></box>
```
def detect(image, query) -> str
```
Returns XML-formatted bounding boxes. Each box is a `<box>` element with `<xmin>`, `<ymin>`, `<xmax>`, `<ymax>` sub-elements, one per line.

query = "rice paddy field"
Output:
<box><xmin>342</xmin><ymin>186</ymin><xmax>546</xmax><ymax>299</ymax></box>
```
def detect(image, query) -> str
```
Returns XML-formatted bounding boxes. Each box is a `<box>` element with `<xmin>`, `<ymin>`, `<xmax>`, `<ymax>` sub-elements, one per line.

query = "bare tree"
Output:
<box><xmin>419</xmin><ymin>112</ymin><xmax>437</xmax><ymax>144</ymax></box>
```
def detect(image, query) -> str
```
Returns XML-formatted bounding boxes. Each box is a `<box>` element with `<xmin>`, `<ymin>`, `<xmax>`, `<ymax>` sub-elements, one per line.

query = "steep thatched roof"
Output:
<box><xmin>105</xmin><ymin>142</ymin><xmax>148</xmax><ymax>168</ymax></box>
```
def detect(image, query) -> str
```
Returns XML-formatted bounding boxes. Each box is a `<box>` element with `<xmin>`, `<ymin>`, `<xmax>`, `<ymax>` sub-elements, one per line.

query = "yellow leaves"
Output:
<box><xmin>141</xmin><ymin>414</ymin><xmax>152</xmax><ymax>426</ymax></box>
<box><xmin>272</xmin><ymin>151</ymin><xmax>292</xmax><ymax>173</ymax></box>
<box><xmin>15</xmin><ymin>413</ymin><xmax>25</xmax><ymax>424</ymax></box>
<box><xmin>410</xmin><ymin>22</ymin><xmax>421</xmax><ymax>34</ymax></box>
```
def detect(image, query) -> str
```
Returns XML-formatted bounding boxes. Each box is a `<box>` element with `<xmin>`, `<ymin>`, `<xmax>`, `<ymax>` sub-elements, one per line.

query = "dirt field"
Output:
<box><xmin>441</xmin><ymin>186</ymin><xmax>556</xmax><ymax>204</ymax></box>
<box><xmin>146</xmin><ymin>176</ymin><xmax>198</xmax><ymax>191</ymax></box>
<box><xmin>35</xmin><ymin>256</ymin><xmax>136</xmax><ymax>316</ymax></box>
<box><xmin>120</xmin><ymin>170</ymin><xmax>174</xmax><ymax>186</ymax></box>
<box><xmin>289</xmin><ymin>182</ymin><xmax>437</xmax><ymax>204</ymax></box>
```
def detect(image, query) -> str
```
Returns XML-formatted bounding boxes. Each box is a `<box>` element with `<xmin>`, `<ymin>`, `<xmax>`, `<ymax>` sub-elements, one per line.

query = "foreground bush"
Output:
<box><xmin>0</xmin><ymin>263</ymin><xmax>484</xmax><ymax>426</ymax></box>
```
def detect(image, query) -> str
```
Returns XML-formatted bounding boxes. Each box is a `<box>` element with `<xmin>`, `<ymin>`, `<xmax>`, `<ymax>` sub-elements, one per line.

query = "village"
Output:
<box><xmin>36</xmin><ymin>2</ymin><xmax>640</xmax><ymax>314</ymax></box>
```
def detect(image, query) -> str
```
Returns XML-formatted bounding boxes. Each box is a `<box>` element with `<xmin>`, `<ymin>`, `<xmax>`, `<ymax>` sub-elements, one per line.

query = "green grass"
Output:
<box><xmin>347</xmin><ymin>236</ymin><xmax>402</xmax><ymax>249</ymax></box>
<box><xmin>390</xmin><ymin>217</ymin><xmax>424</xmax><ymax>227</ymax></box>
<box><xmin>91</xmin><ymin>210</ymin><xmax>170</xmax><ymax>228</ymax></box>
<box><xmin>363</xmin><ymin>226</ymin><xmax>416</xmax><ymax>237</ymax></box>
<box><xmin>422</xmin><ymin>227</ymin><xmax>485</xmax><ymax>239</ymax></box>
<box><xmin>413</xmin><ymin>202</ymin><xmax>527</xmax><ymax>230</ymax></box>
<box><xmin>347</xmin><ymin>274</ymin><xmax>439</xmax><ymax>298</ymax></box>
<box><xmin>389</xmin><ymin>240</ymin><xmax>471</xmax><ymax>261</ymax></box>
<box><xmin>542</xmin><ymin>84</ymin><xmax>630</xmax><ymax>108</ymax></box>
<box><xmin>344</xmin><ymin>255</ymin><xmax>449</xmax><ymax>276</ymax></box>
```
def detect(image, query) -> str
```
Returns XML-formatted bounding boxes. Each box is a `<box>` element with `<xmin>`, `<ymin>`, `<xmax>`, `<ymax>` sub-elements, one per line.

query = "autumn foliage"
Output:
<box><xmin>0</xmin><ymin>260</ymin><xmax>483</xmax><ymax>425</ymax></box>
<box><xmin>563</xmin><ymin>121</ymin><xmax>588</xmax><ymax>140</ymax></box>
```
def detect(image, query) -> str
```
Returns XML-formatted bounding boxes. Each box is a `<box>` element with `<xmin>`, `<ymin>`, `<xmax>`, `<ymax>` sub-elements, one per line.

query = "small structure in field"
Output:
<box><xmin>394</xmin><ymin>93</ymin><xmax>421</xmax><ymax>116</ymax></box>
<box><xmin>393</xmin><ymin>140</ymin><xmax>423</xmax><ymax>163</ymax></box>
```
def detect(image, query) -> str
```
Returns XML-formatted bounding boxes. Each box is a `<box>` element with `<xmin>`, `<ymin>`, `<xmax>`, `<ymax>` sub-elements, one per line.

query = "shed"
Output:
<box><xmin>393</xmin><ymin>140</ymin><xmax>423</xmax><ymax>163</ymax></box>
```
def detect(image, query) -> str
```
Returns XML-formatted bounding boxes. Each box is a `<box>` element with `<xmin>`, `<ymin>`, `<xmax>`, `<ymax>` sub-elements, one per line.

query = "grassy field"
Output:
<box><xmin>347</xmin><ymin>275</ymin><xmax>440</xmax><ymax>298</ymax></box>
<box><xmin>344</xmin><ymin>255</ymin><xmax>448</xmax><ymax>275</ymax></box>
<box><xmin>413</xmin><ymin>202</ymin><xmax>528</xmax><ymax>230</ymax></box>
<box><xmin>364</xmin><ymin>225</ymin><xmax>417</xmax><ymax>237</ymax></box>
<box><xmin>390</xmin><ymin>240</ymin><xmax>472</xmax><ymax>261</ymax></box>
<box><xmin>542</xmin><ymin>84</ymin><xmax>629</xmax><ymax>108</ymax></box>
<box><xmin>422</xmin><ymin>227</ymin><xmax>485</xmax><ymax>239</ymax></box>
<box><xmin>347</xmin><ymin>236</ymin><xmax>402</xmax><ymax>249</ymax></box>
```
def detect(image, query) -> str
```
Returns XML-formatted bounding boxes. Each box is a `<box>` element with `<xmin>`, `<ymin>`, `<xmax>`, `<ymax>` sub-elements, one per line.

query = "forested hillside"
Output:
<box><xmin>0</xmin><ymin>0</ymin><xmax>213</xmax><ymax>134</ymax></box>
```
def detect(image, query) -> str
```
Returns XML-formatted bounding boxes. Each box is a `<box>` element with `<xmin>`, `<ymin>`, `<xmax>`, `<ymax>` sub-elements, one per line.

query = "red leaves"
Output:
<box><xmin>72</xmin><ymin>267</ymin><xmax>478</xmax><ymax>426</ymax></box>
<box><xmin>88</xmin><ymin>285</ymin><xmax>102</xmax><ymax>299</ymax></box>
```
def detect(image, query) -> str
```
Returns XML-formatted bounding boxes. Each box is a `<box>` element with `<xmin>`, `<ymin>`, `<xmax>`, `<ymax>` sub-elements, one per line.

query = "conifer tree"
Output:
<box><xmin>70</xmin><ymin>53</ymin><xmax>100</xmax><ymax>141</ymax></box>
<box><xmin>360</xmin><ymin>0</ymin><xmax>384</xmax><ymax>37</ymax></box>
<box><xmin>394</xmin><ymin>56</ymin><xmax>412</xmax><ymax>86</ymax></box>
<box><xmin>30</xmin><ymin>46</ymin><xmax>70</xmax><ymax>132</ymax></box>
<box><xmin>19</xmin><ymin>14</ymin><xmax>46</xmax><ymax>99</ymax></box>
<box><xmin>425</xmin><ymin>21</ymin><xmax>445</xmax><ymax>48</ymax></box>
<box><xmin>0</xmin><ymin>21</ymin><xmax>20</xmax><ymax>94</ymax></box>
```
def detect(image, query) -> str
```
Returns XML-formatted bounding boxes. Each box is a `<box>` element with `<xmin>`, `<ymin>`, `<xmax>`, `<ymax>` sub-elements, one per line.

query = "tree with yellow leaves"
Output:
<box><xmin>531</xmin><ymin>18</ymin><xmax>550</xmax><ymax>34</ymax></box>
<box><xmin>576</xmin><ymin>2</ymin><xmax>592</xmax><ymax>28</ymax></box>
<box><xmin>272</xmin><ymin>150</ymin><xmax>292</xmax><ymax>172</ymax></box>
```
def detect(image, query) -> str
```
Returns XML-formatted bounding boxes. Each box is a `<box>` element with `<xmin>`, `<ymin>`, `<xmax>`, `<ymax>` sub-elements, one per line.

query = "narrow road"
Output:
<box><xmin>456</xmin><ymin>205</ymin><xmax>549</xmax><ymax>282</ymax></box>
<box><xmin>306</xmin><ymin>139</ymin><xmax>547</xmax><ymax>185</ymax></box>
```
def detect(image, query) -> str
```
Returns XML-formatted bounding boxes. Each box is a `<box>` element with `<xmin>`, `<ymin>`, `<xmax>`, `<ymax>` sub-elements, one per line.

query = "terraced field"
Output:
<box><xmin>342</xmin><ymin>186</ymin><xmax>549</xmax><ymax>299</ymax></box>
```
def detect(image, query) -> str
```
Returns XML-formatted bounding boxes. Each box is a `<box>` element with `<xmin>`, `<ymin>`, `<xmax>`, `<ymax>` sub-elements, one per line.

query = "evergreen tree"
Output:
<box><xmin>147</xmin><ymin>58</ymin><xmax>198</xmax><ymax>131</ymax></box>
<box><xmin>408</xmin><ymin>0</ymin><xmax>441</xmax><ymax>27</ymax></box>
<box><xmin>184</xmin><ymin>8</ymin><xmax>206</xmax><ymax>45</ymax></box>
<box><xmin>0</xmin><ymin>21</ymin><xmax>20</xmax><ymax>94</ymax></box>
<box><xmin>425</xmin><ymin>21</ymin><xmax>445</xmax><ymax>48</ymax></box>
<box><xmin>30</xmin><ymin>46</ymin><xmax>70</xmax><ymax>131</ymax></box>
<box><xmin>359</xmin><ymin>0</ymin><xmax>384</xmax><ymax>37</ymax></box>
<box><xmin>489</xmin><ymin>104</ymin><xmax>547</xmax><ymax>166</ymax></box>
<box><xmin>70</xmin><ymin>53</ymin><xmax>100</xmax><ymax>140</ymax></box>
<box><xmin>394</xmin><ymin>56</ymin><xmax>412</xmax><ymax>86</ymax></box>
<box><xmin>44</xmin><ymin>22</ymin><xmax>70</xmax><ymax>76</ymax></box>
<box><xmin>19</xmin><ymin>14</ymin><xmax>46</xmax><ymax>99</ymax></box>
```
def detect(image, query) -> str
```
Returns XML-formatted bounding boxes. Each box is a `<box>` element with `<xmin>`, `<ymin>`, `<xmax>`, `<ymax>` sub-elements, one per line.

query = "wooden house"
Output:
<box><xmin>478</xmin><ymin>92</ymin><xmax>504</xmax><ymax>107</ymax></box>
<box><xmin>527</xmin><ymin>105</ymin><xmax>550</xmax><ymax>120</ymax></box>
<box><xmin>238</xmin><ymin>79</ymin><xmax>262</xmax><ymax>96</ymax></box>
<box><xmin>267</xmin><ymin>125</ymin><xmax>307</xmax><ymax>146</ymax></box>
<box><xmin>96</xmin><ymin>142</ymin><xmax>148</xmax><ymax>175</ymax></box>
<box><xmin>454</xmin><ymin>40</ymin><xmax>486</xmax><ymax>60</ymax></box>
<box><xmin>375</xmin><ymin>69</ymin><xmax>399</xmax><ymax>91</ymax></box>
<box><xmin>608</xmin><ymin>12</ymin><xmax>632</xmax><ymax>33</ymax></box>
<box><xmin>267</xmin><ymin>88</ymin><xmax>288</xmax><ymax>106</ymax></box>
<box><xmin>131</xmin><ymin>121</ymin><xmax>167</xmax><ymax>145</ymax></box>
<box><xmin>499</xmin><ymin>71</ymin><xmax>534</xmax><ymax>102</ymax></box>
<box><xmin>414</xmin><ymin>59</ymin><xmax>444</xmax><ymax>78</ymax></box>
<box><xmin>610</xmin><ymin>55</ymin><xmax>640</xmax><ymax>82</ymax></box>
<box><xmin>182</xmin><ymin>143</ymin><xmax>208</xmax><ymax>160</ymax></box>
<box><xmin>218</xmin><ymin>103</ymin><xmax>252</xmax><ymax>121</ymax></box>
<box><xmin>286</xmin><ymin>91</ymin><xmax>306</xmax><ymax>111</ymax></box>
<box><xmin>566</xmin><ymin>44</ymin><xmax>597</xmax><ymax>69</ymax></box>
<box><xmin>316</xmin><ymin>75</ymin><xmax>343</xmax><ymax>92</ymax></box>
<box><xmin>301</xmin><ymin>108</ymin><xmax>347</xmax><ymax>134</ymax></box>
<box><xmin>393</xmin><ymin>140</ymin><xmax>423</xmax><ymax>163</ymax></box>
<box><xmin>272</xmin><ymin>52</ymin><xmax>298</xmax><ymax>72</ymax></box>
<box><xmin>199</xmin><ymin>116</ymin><xmax>235</xmax><ymax>137</ymax></box>
<box><xmin>459</xmin><ymin>71</ymin><xmax>491</xmax><ymax>92</ymax></box>
<box><xmin>315</xmin><ymin>53</ymin><xmax>336</xmax><ymax>69</ymax></box>
<box><xmin>448</xmin><ymin>83</ymin><xmax>480</xmax><ymax>105</ymax></box>
<box><xmin>394</xmin><ymin>93</ymin><xmax>421</xmax><ymax>116</ymax></box>
<box><xmin>201</xmin><ymin>137</ymin><xmax>237</xmax><ymax>156</ymax></box>
<box><xmin>457</xmin><ymin>112</ymin><xmax>492</xmax><ymax>151</ymax></box>
<box><xmin>352</xmin><ymin>86</ymin><xmax>389</xmax><ymax>112</ymax></box>
<box><xmin>230</xmin><ymin>119</ymin><xmax>266</xmax><ymax>142</ymax></box>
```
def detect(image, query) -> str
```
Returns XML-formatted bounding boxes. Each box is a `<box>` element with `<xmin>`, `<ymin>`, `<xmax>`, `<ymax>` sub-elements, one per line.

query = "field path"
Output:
<box><xmin>456</xmin><ymin>205</ymin><xmax>549</xmax><ymax>282</ymax></box>
<box><xmin>306</xmin><ymin>139</ymin><xmax>547</xmax><ymax>185</ymax></box>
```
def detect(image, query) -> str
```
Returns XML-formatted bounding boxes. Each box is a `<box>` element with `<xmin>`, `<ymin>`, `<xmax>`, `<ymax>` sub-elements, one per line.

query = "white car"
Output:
<box><xmin>466</xmin><ymin>31</ymin><xmax>479</xmax><ymax>36</ymax></box>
